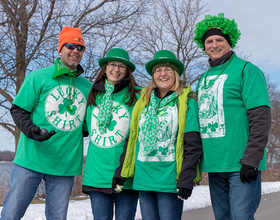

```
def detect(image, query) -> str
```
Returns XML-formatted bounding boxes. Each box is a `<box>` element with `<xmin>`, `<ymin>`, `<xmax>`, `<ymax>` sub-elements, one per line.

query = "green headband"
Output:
<box><xmin>193</xmin><ymin>13</ymin><xmax>241</xmax><ymax>49</ymax></box>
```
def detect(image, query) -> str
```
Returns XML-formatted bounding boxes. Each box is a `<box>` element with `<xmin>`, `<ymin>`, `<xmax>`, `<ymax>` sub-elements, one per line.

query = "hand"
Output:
<box><xmin>30</xmin><ymin>127</ymin><xmax>56</xmax><ymax>142</ymax></box>
<box><xmin>240</xmin><ymin>164</ymin><xmax>258</xmax><ymax>183</ymax></box>
<box><xmin>112</xmin><ymin>177</ymin><xmax>125</xmax><ymax>193</ymax></box>
<box><xmin>177</xmin><ymin>188</ymin><xmax>192</xmax><ymax>200</ymax></box>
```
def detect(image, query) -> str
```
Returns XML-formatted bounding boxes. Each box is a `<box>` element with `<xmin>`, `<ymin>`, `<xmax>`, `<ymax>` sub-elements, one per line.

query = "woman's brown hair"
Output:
<box><xmin>87</xmin><ymin>62</ymin><xmax>140</xmax><ymax>107</ymax></box>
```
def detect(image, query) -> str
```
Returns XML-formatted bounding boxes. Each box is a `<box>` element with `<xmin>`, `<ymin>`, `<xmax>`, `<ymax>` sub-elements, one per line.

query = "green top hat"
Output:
<box><xmin>145</xmin><ymin>50</ymin><xmax>184</xmax><ymax>76</ymax></box>
<box><xmin>98</xmin><ymin>48</ymin><xmax>136</xmax><ymax>72</ymax></box>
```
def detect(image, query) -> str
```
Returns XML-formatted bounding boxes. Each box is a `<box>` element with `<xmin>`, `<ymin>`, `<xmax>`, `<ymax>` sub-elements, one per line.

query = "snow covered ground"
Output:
<box><xmin>1</xmin><ymin>182</ymin><xmax>280</xmax><ymax>220</ymax></box>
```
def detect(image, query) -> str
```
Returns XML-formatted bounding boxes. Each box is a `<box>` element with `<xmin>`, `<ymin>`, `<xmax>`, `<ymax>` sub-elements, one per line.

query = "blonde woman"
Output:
<box><xmin>114</xmin><ymin>50</ymin><xmax>202</xmax><ymax>220</ymax></box>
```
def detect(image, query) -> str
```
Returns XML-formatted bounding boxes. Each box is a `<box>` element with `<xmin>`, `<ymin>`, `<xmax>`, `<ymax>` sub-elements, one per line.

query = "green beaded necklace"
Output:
<box><xmin>53</xmin><ymin>59</ymin><xmax>77</xmax><ymax>113</ymax></box>
<box><xmin>203</xmin><ymin>54</ymin><xmax>235</xmax><ymax>90</ymax></box>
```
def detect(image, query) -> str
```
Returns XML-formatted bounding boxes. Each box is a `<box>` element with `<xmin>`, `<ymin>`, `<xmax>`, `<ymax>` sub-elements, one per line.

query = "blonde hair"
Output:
<box><xmin>143</xmin><ymin>70</ymin><xmax>183</xmax><ymax>105</ymax></box>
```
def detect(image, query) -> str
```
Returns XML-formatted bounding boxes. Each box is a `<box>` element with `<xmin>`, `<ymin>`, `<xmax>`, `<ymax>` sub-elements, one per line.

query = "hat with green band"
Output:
<box><xmin>98</xmin><ymin>48</ymin><xmax>136</xmax><ymax>72</ymax></box>
<box><xmin>145</xmin><ymin>50</ymin><xmax>184</xmax><ymax>76</ymax></box>
<box><xmin>193</xmin><ymin>13</ymin><xmax>241</xmax><ymax>50</ymax></box>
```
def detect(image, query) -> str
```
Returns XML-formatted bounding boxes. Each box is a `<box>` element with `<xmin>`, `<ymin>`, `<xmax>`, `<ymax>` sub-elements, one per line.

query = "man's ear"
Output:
<box><xmin>58</xmin><ymin>47</ymin><xmax>63</xmax><ymax>56</ymax></box>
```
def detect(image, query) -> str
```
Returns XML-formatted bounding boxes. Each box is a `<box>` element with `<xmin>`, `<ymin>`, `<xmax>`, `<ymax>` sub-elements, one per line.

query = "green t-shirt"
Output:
<box><xmin>13</xmin><ymin>64</ymin><xmax>92</xmax><ymax>176</ymax></box>
<box><xmin>133</xmin><ymin>97</ymin><xmax>200</xmax><ymax>193</ymax></box>
<box><xmin>196</xmin><ymin>55</ymin><xmax>270</xmax><ymax>172</ymax></box>
<box><xmin>82</xmin><ymin>86</ymin><xmax>140</xmax><ymax>189</ymax></box>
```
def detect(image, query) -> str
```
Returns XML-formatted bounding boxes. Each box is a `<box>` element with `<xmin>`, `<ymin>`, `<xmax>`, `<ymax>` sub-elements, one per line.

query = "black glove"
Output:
<box><xmin>240</xmin><ymin>164</ymin><xmax>258</xmax><ymax>183</ymax></box>
<box><xmin>30</xmin><ymin>127</ymin><xmax>56</xmax><ymax>142</ymax></box>
<box><xmin>112</xmin><ymin>177</ymin><xmax>125</xmax><ymax>193</ymax></box>
<box><xmin>177</xmin><ymin>188</ymin><xmax>192</xmax><ymax>200</ymax></box>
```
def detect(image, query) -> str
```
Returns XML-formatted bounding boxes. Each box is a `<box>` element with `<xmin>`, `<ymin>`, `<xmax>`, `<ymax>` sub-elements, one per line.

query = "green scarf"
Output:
<box><xmin>53</xmin><ymin>58</ymin><xmax>77</xmax><ymax>115</ymax></box>
<box><xmin>52</xmin><ymin>58</ymin><xmax>77</xmax><ymax>78</ymax></box>
<box><xmin>97</xmin><ymin>80</ymin><xmax>114</xmax><ymax>134</ymax></box>
<box><xmin>141</xmin><ymin>90</ymin><xmax>178</xmax><ymax>154</ymax></box>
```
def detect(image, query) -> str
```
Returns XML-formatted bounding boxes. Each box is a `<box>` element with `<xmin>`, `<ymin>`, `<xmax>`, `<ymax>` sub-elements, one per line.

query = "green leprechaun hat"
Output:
<box><xmin>145</xmin><ymin>50</ymin><xmax>184</xmax><ymax>76</ymax></box>
<box><xmin>98</xmin><ymin>48</ymin><xmax>136</xmax><ymax>72</ymax></box>
<box><xmin>193</xmin><ymin>13</ymin><xmax>241</xmax><ymax>50</ymax></box>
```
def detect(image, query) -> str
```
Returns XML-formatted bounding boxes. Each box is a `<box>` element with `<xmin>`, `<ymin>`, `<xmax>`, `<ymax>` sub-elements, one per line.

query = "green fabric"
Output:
<box><xmin>203</xmin><ymin>54</ymin><xmax>235</xmax><ymax>90</ymax></box>
<box><xmin>193</xmin><ymin>13</ymin><xmax>241</xmax><ymax>50</ymax></box>
<box><xmin>196</xmin><ymin>54</ymin><xmax>270</xmax><ymax>172</ymax></box>
<box><xmin>53</xmin><ymin>59</ymin><xmax>77</xmax><ymax>114</ymax></box>
<box><xmin>82</xmin><ymin>86</ymin><xmax>140</xmax><ymax>189</ymax></box>
<box><xmin>97</xmin><ymin>80</ymin><xmax>114</xmax><ymax>134</ymax></box>
<box><xmin>145</xmin><ymin>50</ymin><xmax>185</xmax><ymax>76</ymax></box>
<box><xmin>141</xmin><ymin>91</ymin><xmax>178</xmax><ymax>154</ymax></box>
<box><xmin>121</xmin><ymin>86</ymin><xmax>202</xmax><ymax>187</ymax></box>
<box><xmin>184</xmin><ymin>98</ymin><xmax>202</xmax><ymax>183</ymax></box>
<box><xmin>98</xmin><ymin>48</ymin><xmax>136</xmax><ymax>72</ymax></box>
<box><xmin>133</xmin><ymin>94</ymin><xmax>201</xmax><ymax>192</ymax></box>
<box><xmin>120</xmin><ymin>89</ymin><xmax>147</xmax><ymax>178</ymax></box>
<box><xmin>13</xmin><ymin>64</ymin><xmax>92</xmax><ymax>176</ymax></box>
<box><xmin>52</xmin><ymin>58</ymin><xmax>77</xmax><ymax>78</ymax></box>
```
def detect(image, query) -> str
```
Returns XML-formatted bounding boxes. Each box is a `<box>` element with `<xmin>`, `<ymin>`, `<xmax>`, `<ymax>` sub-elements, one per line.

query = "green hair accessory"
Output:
<box><xmin>193</xmin><ymin>13</ymin><xmax>241</xmax><ymax>49</ymax></box>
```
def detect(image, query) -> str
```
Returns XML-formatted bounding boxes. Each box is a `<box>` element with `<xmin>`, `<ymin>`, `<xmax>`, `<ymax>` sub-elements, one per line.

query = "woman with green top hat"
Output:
<box><xmin>82</xmin><ymin>48</ymin><xmax>141</xmax><ymax>220</ymax></box>
<box><xmin>113</xmin><ymin>50</ymin><xmax>203</xmax><ymax>220</ymax></box>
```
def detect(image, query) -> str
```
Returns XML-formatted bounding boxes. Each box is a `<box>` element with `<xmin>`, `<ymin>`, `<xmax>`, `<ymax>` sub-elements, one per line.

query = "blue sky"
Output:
<box><xmin>1</xmin><ymin>0</ymin><xmax>279</xmax><ymax>152</ymax></box>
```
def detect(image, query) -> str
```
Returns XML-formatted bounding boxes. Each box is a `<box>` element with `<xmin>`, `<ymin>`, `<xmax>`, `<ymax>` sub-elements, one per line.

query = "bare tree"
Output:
<box><xmin>266</xmin><ymin>74</ymin><xmax>280</xmax><ymax>171</ymax></box>
<box><xmin>0</xmin><ymin>0</ymin><xmax>149</xmax><ymax>150</ymax></box>
<box><xmin>132</xmin><ymin>0</ymin><xmax>207</xmax><ymax>87</ymax></box>
<box><xmin>0</xmin><ymin>150</ymin><xmax>15</xmax><ymax>161</ymax></box>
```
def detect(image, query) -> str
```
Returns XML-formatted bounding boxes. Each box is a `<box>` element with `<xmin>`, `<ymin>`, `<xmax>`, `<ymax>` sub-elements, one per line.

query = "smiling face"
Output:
<box><xmin>105</xmin><ymin>61</ymin><xmax>127</xmax><ymax>85</ymax></box>
<box><xmin>153</xmin><ymin>66</ymin><xmax>176</xmax><ymax>97</ymax></box>
<box><xmin>58</xmin><ymin>45</ymin><xmax>84</xmax><ymax>70</ymax></box>
<box><xmin>204</xmin><ymin>35</ymin><xmax>231</xmax><ymax>61</ymax></box>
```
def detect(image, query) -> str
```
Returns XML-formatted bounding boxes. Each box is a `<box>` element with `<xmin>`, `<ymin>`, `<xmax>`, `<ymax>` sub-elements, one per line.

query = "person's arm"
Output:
<box><xmin>82</xmin><ymin>116</ymin><xmax>89</xmax><ymax>137</ymax></box>
<box><xmin>112</xmin><ymin>135</ymin><xmax>129</xmax><ymax>193</ymax></box>
<box><xmin>239</xmin><ymin>62</ymin><xmax>271</xmax><ymax>182</ymax></box>
<box><xmin>240</xmin><ymin>105</ymin><xmax>271</xmax><ymax>182</ymax></box>
<box><xmin>10</xmin><ymin>104</ymin><xmax>55</xmax><ymax>142</ymax></box>
<box><xmin>177</xmin><ymin>131</ymin><xmax>203</xmax><ymax>199</ymax></box>
<box><xmin>82</xmin><ymin>130</ymin><xmax>89</xmax><ymax>137</ymax></box>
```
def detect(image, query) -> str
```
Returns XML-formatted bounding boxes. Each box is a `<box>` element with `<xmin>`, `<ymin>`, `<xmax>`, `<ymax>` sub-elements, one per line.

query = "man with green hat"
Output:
<box><xmin>194</xmin><ymin>13</ymin><xmax>271</xmax><ymax>220</ymax></box>
<box><xmin>114</xmin><ymin>50</ymin><xmax>202</xmax><ymax>220</ymax></box>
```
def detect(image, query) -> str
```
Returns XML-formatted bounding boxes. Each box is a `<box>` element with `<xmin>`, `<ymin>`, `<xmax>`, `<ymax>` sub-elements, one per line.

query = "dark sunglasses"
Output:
<box><xmin>64</xmin><ymin>43</ymin><xmax>85</xmax><ymax>51</ymax></box>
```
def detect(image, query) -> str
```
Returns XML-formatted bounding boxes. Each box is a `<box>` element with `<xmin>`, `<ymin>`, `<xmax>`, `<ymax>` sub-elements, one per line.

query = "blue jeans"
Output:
<box><xmin>208</xmin><ymin>171</ymin><xmax>262</xmax><ymax>220</ymax></box>
<box><xmin>88</xmin><ymin>191</ymin><xmax>138</xmax><ymax>220</ymax></box>
<box><xmin>0</xmin><ymin>164</ymin><xmax>74</xmax><ymax>220</ymax></box>
<box><xmin>139</xmin><ymin>191</ymin><xmax>183</xmax><ymax>220</ymax></box>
